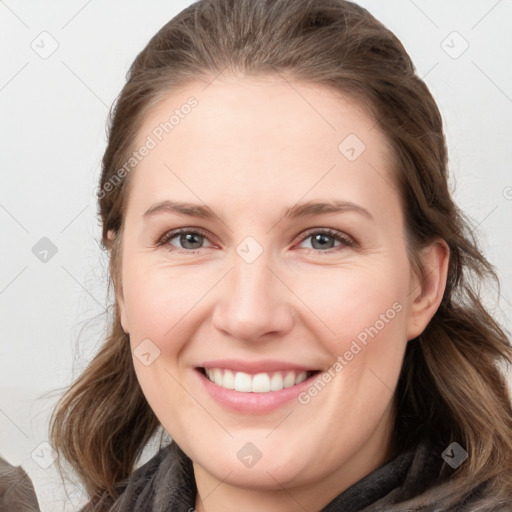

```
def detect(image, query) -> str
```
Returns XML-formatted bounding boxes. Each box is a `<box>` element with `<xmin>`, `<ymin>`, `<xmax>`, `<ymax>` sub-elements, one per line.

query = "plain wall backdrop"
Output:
<box><xmin>1</xmin><ymin>0</ymin><xmax>511</xmax><ymax>510</ymax></box>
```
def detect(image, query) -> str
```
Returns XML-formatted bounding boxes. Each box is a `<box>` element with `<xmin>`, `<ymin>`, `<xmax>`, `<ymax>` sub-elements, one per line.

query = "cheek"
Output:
<box><xmin>122</xmin><ymin>259</ymin><xmax>211</xmax><ymax>345</ymax></box>
<box><xmin>123</xmin><ymin>260</ymin><xmax>208</xmax><ymax>436</ymax></box>
<box><xmin>294</xmin><ymin>263</ymin><xmax>408</xmax><ymax>345</ymax></box>
<box><xmin>293</xmin><ymin>262</ymin><xmax>409</xmax><ymax>409</ymax></box>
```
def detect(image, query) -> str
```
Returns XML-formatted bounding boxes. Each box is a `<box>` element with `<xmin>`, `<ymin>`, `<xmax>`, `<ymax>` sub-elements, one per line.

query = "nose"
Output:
<box><xmin>211</xmin><ymin>254</ymin><xmax>295</xmax><ymax>343</ymax></box>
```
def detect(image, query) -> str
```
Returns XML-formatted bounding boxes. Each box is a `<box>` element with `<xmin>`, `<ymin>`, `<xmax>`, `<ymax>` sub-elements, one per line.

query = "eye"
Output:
<box><xmin>296</xmin><ymin>228</ymin><xmax>356</xmax><ymax>253</ymax></box>
<box><xmin>155</xmin><ymin>227</ymin><xmax>356</xmax><ymax>255</ymax></box>
<box><xmin>156</xmin><ymin>228</ymin><xmax>214</xmax><ymax>254</ymax></box>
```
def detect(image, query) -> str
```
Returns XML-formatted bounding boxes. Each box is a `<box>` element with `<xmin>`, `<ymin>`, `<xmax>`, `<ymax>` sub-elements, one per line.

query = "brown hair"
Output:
<box><xmin>49</xmin><ymin>0</ymin><xmax>512</xmax><ymax>509</ymax></box>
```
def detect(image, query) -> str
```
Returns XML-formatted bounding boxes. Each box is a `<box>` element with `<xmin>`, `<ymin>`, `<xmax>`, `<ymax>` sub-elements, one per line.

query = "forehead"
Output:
<box><xmin>126</xmin><ymin>74</ymin><xmax>398</xmax><ymax>224</ymax></box>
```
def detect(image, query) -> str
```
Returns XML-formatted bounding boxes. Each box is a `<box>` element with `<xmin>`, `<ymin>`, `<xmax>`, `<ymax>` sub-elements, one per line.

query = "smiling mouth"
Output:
<box><xmin>198</xmin><ymin>367</ymin><xmax>321</xmax><ymax>393</ymax></box>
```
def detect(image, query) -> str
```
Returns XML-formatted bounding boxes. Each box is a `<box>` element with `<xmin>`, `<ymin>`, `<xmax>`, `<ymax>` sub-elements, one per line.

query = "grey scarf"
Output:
<box><xmin>0</xmin><ymin>456</ymin><xmax>40</xmax><ymax>512</ymax></box>
<box><xmin>106</xmin><ymin>438</ymin><xmax>509</xmax><ymax>512</ymax></box>
<box><xmin>1</xmin><ymin>440</ymin><xmax>509</xmax><ymax>511</ymax></box>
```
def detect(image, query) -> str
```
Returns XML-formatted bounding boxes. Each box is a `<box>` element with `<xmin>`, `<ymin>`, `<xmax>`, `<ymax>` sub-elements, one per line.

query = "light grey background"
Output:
<box><xmin>1</xmin><ymin>1</ymin><xmax>511</xmax><ymax>510</ymax></box>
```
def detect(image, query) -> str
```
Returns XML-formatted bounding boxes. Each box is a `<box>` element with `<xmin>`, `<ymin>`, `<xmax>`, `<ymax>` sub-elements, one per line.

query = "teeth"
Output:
<box><xmin>213</xmin><ymin>368</ymin><xmax>223</xmax><ymax>387</ymax></box>
<box><xmin>204</xmin><ymin>368</ymin><xmax>310</xmax><ymax>393</ymax></box>
<box><xmin>252</xmin><ymin>373</ymin><xmax>270</xmax><ymax>393</ymax></box>
<box><xmin>284</xmin><ymin>372</ymin><xmax>296</xmax><ymax>388</ymax></box>
<box><xmin>234</xmin><ymin>372</ymin><xmax>252</xmax><ymax>392</ymax></box>
<box><xmin>270</xmin><ymin>372</ymin><xmax>283</xmax><ymax>391</ymax></box>
<box><xmin>223</xmin><ymin>369</ymin><xmax>235</xmax><ymax>389</ymax></box>
<box><xmin>295</xmin><ymin>372</ymin><xmax>307</xmax><ymax>384</ymax></box>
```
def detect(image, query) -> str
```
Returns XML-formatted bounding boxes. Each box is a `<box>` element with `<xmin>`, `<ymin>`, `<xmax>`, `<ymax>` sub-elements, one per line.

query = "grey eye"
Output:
<box><xmin>174</xmin><ymin>232</ymin><xmax>205</xmax><ymax>250</ymax></box>
<box><xmin>309</xmin><ymin>233</ymin><xmax>337</xmax><ymax>250</ymax></box>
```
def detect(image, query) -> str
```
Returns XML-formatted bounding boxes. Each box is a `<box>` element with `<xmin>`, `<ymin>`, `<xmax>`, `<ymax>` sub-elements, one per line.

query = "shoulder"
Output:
<box><xmin>387</xmin><ymin>437</ymin><xmax>512</xmax><ymax>512</ymax></box>
<box><xmin>0</xmin><ymin>455</ymin><xmax>40</xmax><ymax>511</ymax></box>
<box><xmin>102</xmin><ymin>441</ymin><xmax>196</xmax><ymax>512</ymax></box>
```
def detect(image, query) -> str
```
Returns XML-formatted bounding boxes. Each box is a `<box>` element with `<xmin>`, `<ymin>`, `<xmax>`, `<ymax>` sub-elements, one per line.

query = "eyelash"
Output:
<box><xmin>155</xmin><ymin>227</ymin><xmax>356</xmax><ymax>255</ymax></box>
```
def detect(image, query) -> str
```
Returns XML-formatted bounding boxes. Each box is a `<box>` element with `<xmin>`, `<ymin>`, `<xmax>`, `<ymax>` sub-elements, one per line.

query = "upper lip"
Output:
<box><xmin>198</xmin><ymin>359</ymin><xmax>318</xmax><ymax>374</ymax></box>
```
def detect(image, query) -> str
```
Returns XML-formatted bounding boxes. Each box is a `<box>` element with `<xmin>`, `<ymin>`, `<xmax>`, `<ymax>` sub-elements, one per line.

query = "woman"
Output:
<box><xmin>42</xmin><ymin>0</ymin><xmax>512</xmax><ymax>511</ymax></box>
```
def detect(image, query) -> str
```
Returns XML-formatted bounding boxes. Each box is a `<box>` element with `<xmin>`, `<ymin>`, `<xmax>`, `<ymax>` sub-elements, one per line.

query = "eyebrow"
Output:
<box><xmin>144</xmin><ymin>200</ymin><xmax>216</xmax><ymax>219</ymax></box>
<box><xmin>281</xmin><ymin>200</ymin><xmax>373</xmax><ymax>221</ymax></box>
<box><xmin>143</xmin><ymin>199</ymin><xmax>373</xmax><ymax>222</ymax></box>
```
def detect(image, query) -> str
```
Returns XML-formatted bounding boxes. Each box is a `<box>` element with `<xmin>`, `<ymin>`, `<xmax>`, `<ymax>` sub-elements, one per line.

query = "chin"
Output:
<box><xmin>191</xmin><ymin>439</ymin><xmax>315</xmax><ymax>490</ymax></box>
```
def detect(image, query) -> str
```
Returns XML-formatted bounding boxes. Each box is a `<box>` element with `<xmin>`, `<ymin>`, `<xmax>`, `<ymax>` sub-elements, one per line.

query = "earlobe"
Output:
<box><xmin>406</xmin><ymin>239</ymin><xmax>450</xmax><ymax>341</ymax></box>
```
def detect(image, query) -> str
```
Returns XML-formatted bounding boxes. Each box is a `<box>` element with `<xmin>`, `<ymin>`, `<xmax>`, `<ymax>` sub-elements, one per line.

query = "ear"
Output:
<box><xmin>406</xmin><ymin>238</ymin><xmax>450</xmax><ymax>341</ymax></box>
<box><xmin>108</xmin><ymin>229</ymin><xmax>130</xmax><ymax>334</ymax></box>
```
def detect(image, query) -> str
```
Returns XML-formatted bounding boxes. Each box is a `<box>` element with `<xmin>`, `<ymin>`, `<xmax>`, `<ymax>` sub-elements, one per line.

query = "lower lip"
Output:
<box><xmin>195</xmin><ymin>369</ymin><xmax>320</xmax><ymax>414</ymax></box>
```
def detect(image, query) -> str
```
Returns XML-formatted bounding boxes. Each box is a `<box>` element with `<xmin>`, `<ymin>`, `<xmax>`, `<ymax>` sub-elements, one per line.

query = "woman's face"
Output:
<box><xmin>116</xmin><ymin>75</ymin><xmax>442</xmax><ymax>507</ymax></box>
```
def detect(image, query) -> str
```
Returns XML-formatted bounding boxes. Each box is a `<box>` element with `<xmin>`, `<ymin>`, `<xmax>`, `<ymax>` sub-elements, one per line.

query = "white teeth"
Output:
<box><xmin>283</xmin><ymin>372</ymin><xmax>296</xmax><ymax>388</ymax></box>
<box><xmin>204</xmin><ymin>368</ymin><xmax>311</xmax><ymax>393</ymax></box>
<box><xmin>223</xmin><ymin>369</ymin><xmax>235</xmax><ymax>389</ymax></box>
<box><xmin>213</xmin><ymin>368</ymin><xmax>223</xmax><ymax>386</ymax></box>
<box><xmin>252</xmin><ymin>373</ymin><xmax>271</xmax><ymax>393</ymax></box>
<box><xmin>234</xmin><ymin>372</ymin><xmax>252</xmax><ymax>392</ymax></box>
<box><xmin>295</xmin><ymin>372</ymin><xmax>307</xmax><ymax>384</ymax></box>
<box><xmin>270</xmin><ymin>372</ymin><xmax>283</xmax><ymax>391</ymax></box>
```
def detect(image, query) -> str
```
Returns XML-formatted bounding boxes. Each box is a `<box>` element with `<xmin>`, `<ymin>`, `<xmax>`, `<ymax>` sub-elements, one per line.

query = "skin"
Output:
<box><xmin>115</xmin><ymin>74</ymin><xmax>449</xmax><ymax>512</ymax></box>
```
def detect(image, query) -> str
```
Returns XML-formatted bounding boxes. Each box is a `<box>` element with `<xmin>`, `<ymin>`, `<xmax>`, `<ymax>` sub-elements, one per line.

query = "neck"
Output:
<box><xmin>193</xmin><ymin>413</ymin><xmax>396</xmax><ymax>512</ymax></box>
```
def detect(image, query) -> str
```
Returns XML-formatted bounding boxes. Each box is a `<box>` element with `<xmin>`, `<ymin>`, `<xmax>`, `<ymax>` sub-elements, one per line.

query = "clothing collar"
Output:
<box><xmin>110</xmin><ymin>437</ymin><xmax>445</xmax><ymax>511</ymax></box>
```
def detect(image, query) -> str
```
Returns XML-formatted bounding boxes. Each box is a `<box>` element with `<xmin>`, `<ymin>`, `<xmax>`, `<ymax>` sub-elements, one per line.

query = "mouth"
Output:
<box><xmin>197</xmin><ymin>367</ymin><xmax>321</xmax><ymax>393</ymax></box>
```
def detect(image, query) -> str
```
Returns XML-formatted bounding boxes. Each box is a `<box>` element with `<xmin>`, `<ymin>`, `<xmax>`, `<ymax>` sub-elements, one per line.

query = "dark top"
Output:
<box><xmin>1</xmin><ymin>439</ymin><xmax>509</xmax><ymax>511</ymax></box>
<box><xmin>103</xmin><ymin>437</ymin><xmax>507</xmax><ymax>512</ymax></box>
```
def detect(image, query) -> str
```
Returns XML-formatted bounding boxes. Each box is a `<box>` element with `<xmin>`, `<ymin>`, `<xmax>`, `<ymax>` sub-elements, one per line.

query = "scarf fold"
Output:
<box><xmin>2</xmin><ymin>439</ymin><xmax>507</xmax><ymax>511</ymax></box>
<box><xmin>106</xmin><ymin>437</ymin><xmax>458</xmax><ymax>512</ymax></box>
<box><xmin>0</xmin><ymin>456</ymin><xmax>41</xmax><ymax>512</ymax></box>
<box><xmin>107</xmin><ymin>437</ymin><xmax>511</xmax><ymax>512</ymax></box>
